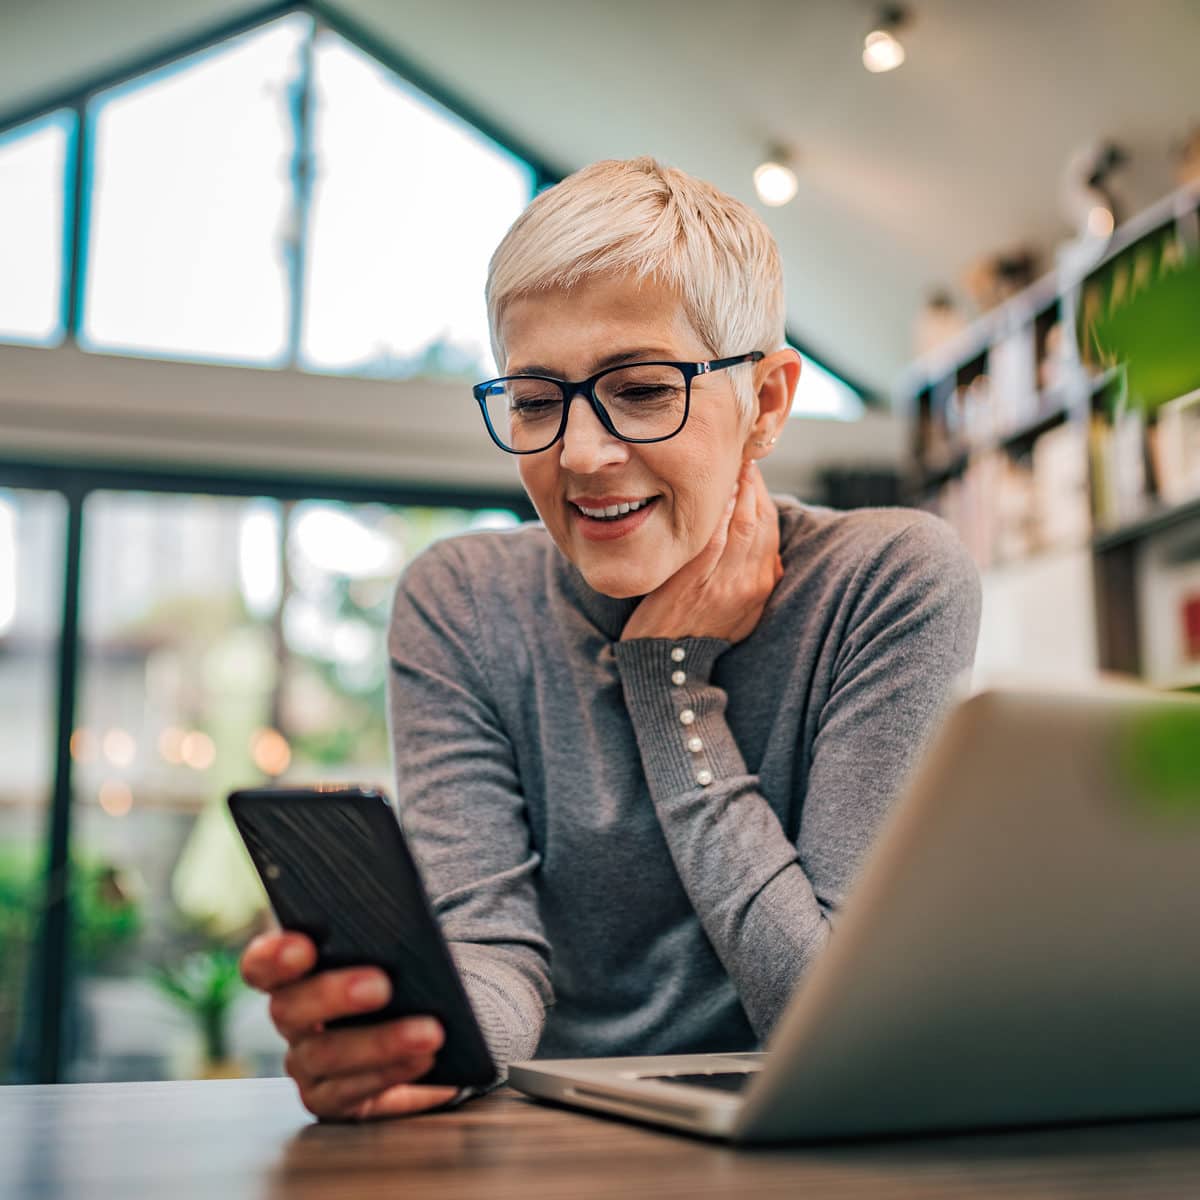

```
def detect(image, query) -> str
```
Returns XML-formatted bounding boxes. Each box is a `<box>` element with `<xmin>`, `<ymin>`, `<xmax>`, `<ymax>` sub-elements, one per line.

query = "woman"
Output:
<box><xmin>241</xmin><ymin>158</ymin><xmax>982</xmax><ymax>1120</ymax></box>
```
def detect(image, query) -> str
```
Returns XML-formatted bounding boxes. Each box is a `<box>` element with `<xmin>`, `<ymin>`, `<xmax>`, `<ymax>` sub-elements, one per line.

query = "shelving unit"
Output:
<box><xmin>898</xmin><ymin>182</ymin><xmax>1200</xmax><ymax>690</ymax></box>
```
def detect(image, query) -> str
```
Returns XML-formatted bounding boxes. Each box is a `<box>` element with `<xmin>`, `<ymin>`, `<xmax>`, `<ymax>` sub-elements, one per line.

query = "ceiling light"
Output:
<box><xmin>863</xmin><ymin>5</ymin><xmax>909</xmax><ymax>73</ymax></box>
<box><xmin>753</xmin><ymin>148</ymin><xmax>799</xmax><ymax>207</ymax></box>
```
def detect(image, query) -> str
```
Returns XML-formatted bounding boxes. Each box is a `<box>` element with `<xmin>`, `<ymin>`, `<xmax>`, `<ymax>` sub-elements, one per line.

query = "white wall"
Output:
<box><xmin>0</xmin><ymin>342</ymin><xmax>904</xmax><ymax>495</ymax></box>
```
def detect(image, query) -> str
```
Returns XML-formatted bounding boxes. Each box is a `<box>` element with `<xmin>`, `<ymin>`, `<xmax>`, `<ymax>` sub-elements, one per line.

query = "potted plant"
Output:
<box><xmin>149</xmin><ymin>948</ymin><xmax>247</xmax><ymax>1079</ymax></box>
<box><xmin>0</xmin><ymin>852</ymin><xmax>142</xmax><ymax>1081</ymax></box>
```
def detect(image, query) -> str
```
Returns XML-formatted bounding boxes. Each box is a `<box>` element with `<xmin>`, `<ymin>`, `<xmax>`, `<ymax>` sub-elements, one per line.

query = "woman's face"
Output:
<box><xmin>498</xmin><ymin>274</ymin><xmax>753</xmax><ymax>598</ymax></box>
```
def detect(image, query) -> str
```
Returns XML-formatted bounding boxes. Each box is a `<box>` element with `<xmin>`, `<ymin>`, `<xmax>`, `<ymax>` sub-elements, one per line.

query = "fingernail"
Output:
<box><xmin>403</xmin><ymin>1017</ymin><xmax>441</xmax><ymax>1043</ymax></box>
<box><xmin>349</xmin><ymin>974</ymin><xmax>390</xmax><ymax>1006</ymax></box>
<box><xmin>279</xmin><ymin>941</ymin><xmax>309</xmax><ymax>970</ymax></box>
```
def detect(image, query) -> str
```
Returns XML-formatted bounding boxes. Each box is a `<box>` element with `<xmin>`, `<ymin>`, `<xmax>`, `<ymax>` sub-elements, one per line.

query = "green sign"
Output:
<box><xmin>1079</xmin><ymin>224</ymin><xmax>1200</xmax><ymax>414</ymax></box>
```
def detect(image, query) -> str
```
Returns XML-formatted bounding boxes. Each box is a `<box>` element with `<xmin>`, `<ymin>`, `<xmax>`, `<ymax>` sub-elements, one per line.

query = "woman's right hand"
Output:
<box><xmin>240</xmin><ymin>930</ymin><xmax>460</xmax><ymax>1121</ymax></box>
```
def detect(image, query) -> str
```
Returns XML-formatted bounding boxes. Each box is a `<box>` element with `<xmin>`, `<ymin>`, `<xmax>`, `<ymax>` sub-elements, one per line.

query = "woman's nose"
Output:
<box><xmin>558</xmin><ymin>396</ymin><xmax>629</xmax><ymax>474</ymax></box>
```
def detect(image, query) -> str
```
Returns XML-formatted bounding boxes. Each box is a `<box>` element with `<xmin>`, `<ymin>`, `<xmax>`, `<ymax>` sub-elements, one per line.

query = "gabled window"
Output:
<box><xmin>0</xmin><ymin>4</ymin><xmax>868</xmax><ymax>412</ymax></box>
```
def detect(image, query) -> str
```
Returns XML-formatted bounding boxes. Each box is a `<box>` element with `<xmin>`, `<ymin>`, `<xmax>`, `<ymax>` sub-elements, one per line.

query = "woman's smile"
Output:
<box><xmin>570</xmin><ymin>494</ymin><xmax>661</xmax><ymax>541</ymax></box>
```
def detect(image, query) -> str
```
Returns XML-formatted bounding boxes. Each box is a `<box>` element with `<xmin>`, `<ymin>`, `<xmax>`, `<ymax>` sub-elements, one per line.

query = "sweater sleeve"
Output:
<box><xmin>387</xmin><ymin>543</ymin><xmax>552</xmax><ymax>1075</ymax></box>
<box><xmin>614</xmin><ymin>515</ymin><xmax>981</xmax><ymax>1040</ymax></box>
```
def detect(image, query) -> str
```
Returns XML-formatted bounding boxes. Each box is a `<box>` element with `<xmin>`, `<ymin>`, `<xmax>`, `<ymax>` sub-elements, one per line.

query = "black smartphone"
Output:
<box><xmin>227</xmin><ymin>784</ymin><xmax>496</xmax><ymax>1089</ymax></box>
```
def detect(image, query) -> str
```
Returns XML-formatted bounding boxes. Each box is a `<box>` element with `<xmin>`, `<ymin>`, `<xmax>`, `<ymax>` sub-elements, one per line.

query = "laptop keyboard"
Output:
<box><xmin>640</xmin><ymin>1071</ymin><xmax>757</xmax><ymax>1094</ymax></box>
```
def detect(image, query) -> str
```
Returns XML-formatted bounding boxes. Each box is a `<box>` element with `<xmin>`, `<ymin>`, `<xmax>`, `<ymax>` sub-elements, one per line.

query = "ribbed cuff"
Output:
<box><xmin>614</xmin><ymin>637</ymin><xmax>747</xmax><ymax>800</ymax></box>
<box><xmin>448</xmin><ymin>943</ymin><xmax>546</xmax><ymax>1075</ymax></box>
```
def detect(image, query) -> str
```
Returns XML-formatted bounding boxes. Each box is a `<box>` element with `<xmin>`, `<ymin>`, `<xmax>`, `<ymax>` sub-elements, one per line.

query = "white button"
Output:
<box><xmin>670</xmin><ymin>647</ymin><xmax>686</xmax><ymax>662</ymax></box>
<box><xmin>671</xmin><ymin>670</ymin><xmax>686</xmax><ymax>686</ymax></box>
<box><xmin>679</xmin><ymin>709</ymin><xmax>696</xmax><ymax>726</ymax></box>
<box><xmin>695</xmin><ymin>769</ymin><xmax>714</xmax><ymax>787</ymax></box>
<box><xmin>687</xmin><ymin>736</ymin><xmax>703</xmax><ymax>753</ymax></box>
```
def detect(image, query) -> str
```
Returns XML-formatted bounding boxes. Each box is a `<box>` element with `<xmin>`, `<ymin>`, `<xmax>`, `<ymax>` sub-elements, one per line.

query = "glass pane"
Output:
<box><xmin>0</xmin><ymin>112</ymin><xmax>73</xmax><ymax>346</ymax></box>
<box><xmin>0</xmin><ymin>487</ymin><xmax>66</xmax><ymax>1082</ymax></box>
<box><xmin>790</xmin><ymin>350</ymin><xmax>865</xmax><ymax>421</ymax></box>
<box><xmin>277</xmin><ymin>502</ymin><xmax>519</xmax><ymax>777</ymax></box>
<box><xmin>300</xmin><ymin>31</ymin><xmax>533</xmax><ymax>379</ymax></box>
<box><xmin>80</xmin><ymin>15</ymin><xmax>310</xmax><ymax>365</ymax></box>
<box><xmin>65</xmin><ymin>491</ymin><xmax>519</xmax><ymax>1081</ymax></box>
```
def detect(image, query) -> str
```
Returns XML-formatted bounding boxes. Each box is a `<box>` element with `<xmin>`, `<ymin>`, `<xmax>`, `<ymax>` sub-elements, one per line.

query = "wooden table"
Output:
<box><xmin>4</xmin><ymin>1077</ymin><xmax>1200</xmax><ymax>1199</ymax></box>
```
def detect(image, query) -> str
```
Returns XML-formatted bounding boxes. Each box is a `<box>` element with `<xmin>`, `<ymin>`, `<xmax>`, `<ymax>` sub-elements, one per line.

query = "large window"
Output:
<box><xmin>81</xmin><ymin>16</ymin><xmax>309</xmax><ymax>365</ymax></box>
<box><xmin>0</xmin><ymin>112</ymin><xmax>74</xmax><ymax>346</ymax></box>
<box><xmin>60</xmin><ymin>488</ymin><xmax>518</xmax><ymax>1082</ymax></box>
<box><xmin>65</xmin><ymin>11</ymin><xmax>535</xmax><ymax>380</ymax></box>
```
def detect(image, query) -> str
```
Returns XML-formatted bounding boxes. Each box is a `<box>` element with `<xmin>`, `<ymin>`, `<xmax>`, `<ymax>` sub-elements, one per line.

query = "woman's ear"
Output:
<box><xmin>743</xmin><ymin>348</ymin><xmax>802</xmax><ymax>460</ymax></box>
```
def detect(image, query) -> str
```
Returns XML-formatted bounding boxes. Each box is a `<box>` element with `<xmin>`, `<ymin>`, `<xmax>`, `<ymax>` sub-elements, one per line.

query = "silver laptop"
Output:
<box><xmin>508</xmin><ymin>684</ymin><xmax>1200</xmax><ymax>1142</ymax></box>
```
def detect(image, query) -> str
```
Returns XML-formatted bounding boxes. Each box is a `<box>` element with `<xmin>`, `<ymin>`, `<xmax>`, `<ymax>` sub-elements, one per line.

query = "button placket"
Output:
<box><xmin>668</xmin><ymin>646</ymin><xmax>712</xmax><ymax>787</ymax></box>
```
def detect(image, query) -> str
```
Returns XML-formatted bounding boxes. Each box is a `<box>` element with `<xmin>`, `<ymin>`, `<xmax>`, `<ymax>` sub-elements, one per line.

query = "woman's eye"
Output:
<box><xmin>615</xmin><ymin>386</ymin><xmax>674</xmax><ymax>402</ymax></box>
<box><xmin>511</xmin><ymin>395</ymin><xmax>560</xmax><ymax>414</ymax></box>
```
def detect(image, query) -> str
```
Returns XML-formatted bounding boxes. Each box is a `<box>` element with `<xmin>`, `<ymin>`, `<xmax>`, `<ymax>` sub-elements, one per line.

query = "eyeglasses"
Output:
<box><xmin>472</xmin><ymin>352</ymin><xmax>764</xmax><ymax>455</ymax></box>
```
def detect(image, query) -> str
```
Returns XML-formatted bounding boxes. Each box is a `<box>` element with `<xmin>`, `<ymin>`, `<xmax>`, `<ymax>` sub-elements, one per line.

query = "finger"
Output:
<box><xmin>301</xmin><ymin>1056</ymin><xmax>445</xmax><ymax>1120</ymax></box>
<box><xmin>352</xmin><ymin>1082</ymin><xmax>462</xmax><ymax>1121</ymax></box>
<box><xmin>751</xmin><ymin>473</ymin><xmax>781</xmax><ymax>590</ymax></box>
<box><xmin>718</xmin><ymin>463</ymin><xmax>761</xmax><ymax>579</ymax></box>
<box><xmin>668</xmin><ymin>485</ymin><xmax>737</xmax><ymax>590</ymax></box>
<box><xmin>241</xmin><ymin>932</ymin><xmax>316</xmax><ymax>992</ymax></box>
<box><xmin>269</xmin><ymin>968</ymin><xmax>392</xmax><ymax>1041</ymax></box>
<box><xmin>753</xmin><ymin>465</ymin><xmax>781</xmax><ymax>556</ymax></box>
<box><xmin>728</xmin><ymin>461</ymin><xmax>760</xmax><ymax>546</ymax></box>
<box><xmin>288</xmin><ymin>1016</ymin><xmax>444</xmax><ymax>1083</ymax></box>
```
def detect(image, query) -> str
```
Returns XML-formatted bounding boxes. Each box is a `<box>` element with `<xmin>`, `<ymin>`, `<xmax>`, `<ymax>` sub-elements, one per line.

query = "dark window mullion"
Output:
<box><xmin>284</xmin><ymin>17</ymin><xmax>318</xmax><ymax>367</ymax></box>
<box><xmin>64</xmin><ymin>99</ymin><xmax>93</xmax><ymax>343</ymax></box>
<box><xmin>32</xmin><ymin>484</ymin><xmax>86</xmax><ymax>1083</ymax></box>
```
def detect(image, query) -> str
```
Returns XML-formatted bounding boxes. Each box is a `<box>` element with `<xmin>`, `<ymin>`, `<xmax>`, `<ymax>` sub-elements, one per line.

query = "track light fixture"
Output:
<box><xmin>863</xmin><ymin>4</ymin><xmax>909</xmax><ymax>73</ymax></box>
<box><xmin>753</xmin><ymin>145</ymin><xmax>799</xmax><ymax>207</ymax></box>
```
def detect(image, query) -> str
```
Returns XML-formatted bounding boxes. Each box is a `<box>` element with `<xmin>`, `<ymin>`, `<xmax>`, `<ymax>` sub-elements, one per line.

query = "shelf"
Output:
<box><xmin>901</xmin><ymin>183</ymin><xmax>1200</xmax><ymax>684</ymax></box>
<box><xmin>1092</xmin><ymin>495</ymin><xmax>1200</xmax><ymax>552</ymax></box>
<box><xmin>995</xmin><ymin>403</ymin><xmax>1072</xmax><ymax>452</ymax></box>
<box><xmin>914</xmin><ymin>403</ymin><xmax>1074</xmax><ymax>489</ymax></box>
<box><xmin>915</xmin><ymin>450</ymin><xmax>968</xmax><ymax>490</ymax></box>
<box><xmin>1087</xmin><ymin>365</ymin><xmax>1123</xmax><ymax>396</ymax></box>
<box><xmin>1154</xmin><ymin>666</ymin><xmax>1200</xmax><ymax>693</ymax></box>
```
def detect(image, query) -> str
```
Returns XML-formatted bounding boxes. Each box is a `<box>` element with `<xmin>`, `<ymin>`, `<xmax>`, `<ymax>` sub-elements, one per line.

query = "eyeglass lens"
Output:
<box><xmin>483</xmin><ymin>364</ymin><xmax>688</xmax><ymax>452</ymax></box>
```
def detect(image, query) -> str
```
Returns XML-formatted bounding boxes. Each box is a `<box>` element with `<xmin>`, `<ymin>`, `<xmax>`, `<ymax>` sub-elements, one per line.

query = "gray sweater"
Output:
<box><xmin>387</xmin><ymin>498</ymin><xmax>981</xmax><ymax>1072</ymax></box>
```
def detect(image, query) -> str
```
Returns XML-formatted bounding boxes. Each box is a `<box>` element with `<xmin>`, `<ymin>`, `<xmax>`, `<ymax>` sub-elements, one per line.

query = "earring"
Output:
<box><xmin>751</xmin><ymin>433</ymin><xmax>778</xmax><ymax>448</ymax></box>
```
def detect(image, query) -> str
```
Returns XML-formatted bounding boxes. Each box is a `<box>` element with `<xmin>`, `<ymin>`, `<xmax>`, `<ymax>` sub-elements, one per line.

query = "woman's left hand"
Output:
<box><xmin>620</xmin><ymin>460</ymin><xmax>783</xmax><ymax>645</ymax></box>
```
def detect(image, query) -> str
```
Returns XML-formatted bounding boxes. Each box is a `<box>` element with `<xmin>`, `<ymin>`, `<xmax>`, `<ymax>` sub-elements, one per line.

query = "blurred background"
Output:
<box><xmin>1</xmin><ymin>0</ymin><xmax>1198</xmax><ymax>1086</ymax></box>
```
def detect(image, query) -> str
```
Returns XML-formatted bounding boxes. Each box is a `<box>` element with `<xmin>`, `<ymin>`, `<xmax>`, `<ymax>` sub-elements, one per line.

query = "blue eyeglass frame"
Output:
<box><xmin>472</xmin><ymin>351</ymin><xmax>765</xmax><ymax>455</ymax></box>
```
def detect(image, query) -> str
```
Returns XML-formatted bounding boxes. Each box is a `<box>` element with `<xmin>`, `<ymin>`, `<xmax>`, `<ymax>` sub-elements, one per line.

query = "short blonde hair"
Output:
<box><xmin>486</xmin><ymin>157</ymin><xmax>786</xmax><ymax>418</ymax></box>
